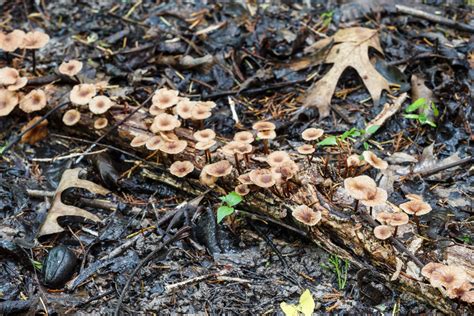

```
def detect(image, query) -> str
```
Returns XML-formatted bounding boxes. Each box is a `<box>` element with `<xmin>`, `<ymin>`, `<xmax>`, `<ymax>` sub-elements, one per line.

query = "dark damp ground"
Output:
<box><xmin>1</xmin><ymin>1</ymin><xmax>472</xmax><ymax>315</ymax></box>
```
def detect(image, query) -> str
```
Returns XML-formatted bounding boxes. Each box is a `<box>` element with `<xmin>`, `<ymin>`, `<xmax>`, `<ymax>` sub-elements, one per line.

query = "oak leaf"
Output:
<box><xmin>304</xmin><ymin>27</ymin><xmax>390</xmax><ymax>118</ymax></box>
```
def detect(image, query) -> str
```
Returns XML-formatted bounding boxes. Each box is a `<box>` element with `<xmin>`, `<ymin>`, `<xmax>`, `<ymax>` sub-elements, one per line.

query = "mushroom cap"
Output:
<box><xmin>374</xmin><ymin>225</ymin><xmax>394</xmax><ymax>240</ymax></box>
<box><xmin>388</xmin><ymin>212</ymin><xmax>409</xmax><ymax>226</ymax></box>
<box><xmin>145</xmin><ymin>135</ymin><xmax>162</xmax><ymax>150</ymax></box>
<box><xmin>151</xmin><ymin>88</ymin><xmax>180</xmax><ymax>110</ymax></box>
<box><xmin>62</xmin><ymin>109</ymin><xmax>81</xmax><ymax>126</ymax></box>
<box><xmin>266</xmin><ymin>151</ymin><xmax>291</xmax><ymax>167</ymax></box>
<box><xmin>200</xmin><ymin>167</ymin><xmax>218</xmax><ymax>186</ymax></box>
<box><xmin>194</xmin><ymin>129</ymin><xmax>216</xmax><ymax>142</ymax></box>
<box><xmin>399</xmin><ymin>200</ymin><xmax>432</xmax><ymax>216</ymax></box>
<box><xmin>0</xmin><ymin>67</ymin><xmax>20</xmax><ymax>85</ymax></box>
<box><xmin>150</xmin><ymin>113</ymin><xmax>181</xmax><ymax>133</ymax></box>
<box><xmin>406</xmin><ymin>193</ymin><xmax>424</xmax><ymax>201</ymax></box>
<box><xmin>297</xmin><ymin>144</ymin><xmax>315</xmax><ymax>155</ymax></box>
<box><xmin>160</xmin><ymin>131</ymin><xmax>179</xmax><ymax>142</ymax></box>
<box><xmin>70</xmin><ymin>84</ymin><xmax>97</xmax><ymax>105</ymax></box>
<box><xmin>343</xmin><ymin>175</ymin><xmax>377</xmax><ymax>200</ymax></box>
<box><xmin>195</xmin><ymin>140</ymin><xmax>216</xmax><ymax>151</ymax></box>
<box><xmin>360</xmin><ymin>188</ymin><xmax>388</xmax><ymax>207</ymax></box>
<box><xmin>238</xmin><ymin>173</ymin><xmax>253</xmax><ymax>184</ymax></box>
<box><xmin>257</xmin><ymin>129</ymin><xmax>276</xmax><ymax>140</ymax></box>
<box><xmin>346</xmin><ymin>154</ymin><xmax>362</xmax><ymax>167</ymax></box>
<box><xmin>204</xmin><ymin>160</ymin><xmax>233</xmax><ymax>177</ymax></box>
<box><xmin>362</xmin><ymin>151</ymin><xmax>388</xmax><ymax>170</ymax></box>
<box><xmin>233</xmin><ymin>142</ymin><xmax>252</xmax><ymax>155</ymax></box>
<box><xmin>169</xmin><ymin>161</ymin><xmax>194</xmax><ymax>178</ymax></box>
<box><xmin>375</xmin><ymin>211</ymin><xmax>393</xmax><ymax>225</ymax></box>
<box><xmin>175</xmin><ymin>98</ymin><xmax>196</xmax><ymax>119</ymax></box>
<box><xmin>302</xmin><ymin>127</ymin><xmax>324</xmax><ymax>141</ymax></box>
<box><xmin>59</xmin><ymin>59</ymin><xmax>83</xmax><ymax>77</ymax></box>
<box><xmin>221</xmin><ymin>141</ymin><xmax>240</xmax><ymax>156</ymax></box>
<box><xmin>235</xmin><ymin>184</ymin><xmax>250</xmax><ymax>196</ymax></box>
<box><xmin>7</xmin><ymin>77</ymin><xmax>28</xmax><ymax>91</ymax></box>
<box><xmin>93</xmin><ymin>117</ymin><xmax>108</xmax><ymax>129</ymax></box>
<box><xmin>89</xmin><ymin>95</ymin><xmax>113</xmax><ymax>114</ymax></box>
<box><xmin>130</xmin><ymin>134</ymin><xmax>150</xmax><ymax>147</ymax></box>
<box><xmin>191</xmin><ymin>104</ymin><xmax>212</xmax><ymax>120</ymax></box>
<box><xmin>196</xmin><ymin>101</ymin><xmax>216</xmax><ymax>110</ymax></box>
<box><xmin>21</xmin><ymin>31</ymin><xmax>49</xmax><ymax>49</ymax></box>
<box><xmin>233</xmin><ymin>131</ymin><xmax>254</xmax><ymax>144</ymax></box>
<box><xmin>249</xmin><ymin>169</ymin><xmax>275</xmax><ymax>188</ymax></box>
<box><xmin>19</xmin><ymin>89</ymin><xmax>47</xmax><ymax>113</ymax></box>
<box><xmin>252</xmin><ymin>121</ymin><xmax>275</xmax><ymax>131</ymax></box>
<box><xmin>159</xmin><ymin>139</ymin><xmax>187</xmax><ymax>154</ymax></box>
<box><xmin>272</xmin><ymin>161</ymin><xmax>298</xmax><ymax>182</ymax></box>
<box><xmin>446</xmin><ymin>282</ymin><xmax>474</xmax><ymax>301</ymax></box>
<box><xmin>292</xmin><ymin>205</ymin><xmax>322</xmax><ymax>226</ymax></box>
<box><xmin>430</xmin><ymin>265</ymin><xmax>467</xmax><ymax>289</ymax></box>
<box><xmin>421</xmin><ymin>262</ymin><xmax>446</xmax><ymax>279</ymax></box>
<box><xmin>0</xmin><ymin>89</ymin><xmax>19</xmax><ymax>116</ymax></box>
<box><xmin>0</xmin><ymin>29</ymin><xmax>25</xmax><ymax>52</ymax></box>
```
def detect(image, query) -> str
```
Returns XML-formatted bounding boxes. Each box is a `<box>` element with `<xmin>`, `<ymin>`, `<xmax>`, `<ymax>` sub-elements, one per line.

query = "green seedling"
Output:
<box><xmin>317</xmin><ymin>125</ymin><xmax>380</xmax><ymax>150</ymax></box>
<box><xmin>217</xmin><ymin>191</ymin><xmax>242</xmax><ymax>223</ymax></box>
<box><xmin>321</xmin><ymin>11</ymin><xmax>334</xmax><ymax>28</ymax></box>
<box><xmin>321</xmin><ymin>254</ymin><xmax>349</xmax><ymax>290</ymax></box>
<box><xmin>404</xmin><ymin>98</ymin><xmax>439</xmax><ymax>127</ymax></box>
<box><xmin>31</xmin><ymin>260</ymin><xmax>43</xmax><ymax>271</ymax></box>
<box><xmin>280</xmin><ymin>289</ymin><xmax>315</xmax><ymax>316</ymax></box>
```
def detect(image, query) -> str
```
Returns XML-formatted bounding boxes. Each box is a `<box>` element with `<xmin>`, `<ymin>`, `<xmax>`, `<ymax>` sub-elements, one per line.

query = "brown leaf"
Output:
<box><xmin>38</xmin><ymin>168</ymin><xmax>109</xmax><ymax>236</ymax></box>
<box><xmin>20</xmin><ymin>116</ymin><xmax>48</xmax><ymax>145</ymax></box>
<box><xmin>304</xmin><ymin>27</ymin><xmax>390</xmax><ymax>118</ymax></box>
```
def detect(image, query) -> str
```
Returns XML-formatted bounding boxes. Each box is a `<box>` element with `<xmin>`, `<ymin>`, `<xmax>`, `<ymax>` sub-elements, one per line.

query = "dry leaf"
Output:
<box><xmin>391</xmin><ymin>257</ymin><xmax>404</xmax><ymax>281</ymax></box>
<box><xmin>446</xmin><ymin>245</ymin><xmax>474</xmax><ymax>280</ymax></box>
<box><xmin>38</xmin><ymin>168</ymin><xmax>109</xmax><ymax>236</ymax></box>
<box><xmin>20</xmin><ymin>116</ymin><xmax>48</xmax><ymax>145</ymax></box>
<box><xmin>304</xmin><ymin>27</ymin><xmax>390</xmax><ymax>118</ymax></box>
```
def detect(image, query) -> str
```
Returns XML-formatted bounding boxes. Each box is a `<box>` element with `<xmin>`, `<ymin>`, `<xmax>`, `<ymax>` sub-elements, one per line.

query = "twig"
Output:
<box><xmin>164</xmin><ymin>267</ymin><xmax>232</xmax><ymax>292</ymax></box>
<box><xmin>417</xmin><ymin>156</ymin><xmax>473</xmax><ymax>178</ymax></box>
<box><xmin>31</xmin><ymin>148</ymin><xmax>108</xmax><ymax>162</ymax></box>
<box><xmin>203</xmin><ymin>79</ymin><xmax>306</xmax><ymax>99</ymax></box>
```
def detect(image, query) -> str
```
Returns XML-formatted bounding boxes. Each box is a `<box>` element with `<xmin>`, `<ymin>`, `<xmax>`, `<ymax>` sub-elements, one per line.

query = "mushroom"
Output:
<box><xmin>193</xmin><ymin>129</ymin><xmax>216</xmax><ymax>143</ymax></box>
<box><xmin>70</xmin><ymin>84</ymin><xmax>97</xmax><ymax>105</ymax></box>
<box><xmin>266</xmin><ymin>151</ymin><xmax>291</xmax><ymax>167</ymax></box>
<box><xmin>21</xmin><ymin>31</ymin><xmax>50</xmax><ymax>73</ymax></box>
<box><xmin>0</xmin><ymin>67</ymin><xmax>20</xmax><ymax>85</ymax></box>
<box><xmin>302</xmin><ymin>127</ymin><xmax>324</xmax><ymax>141</ymax></box>
<box><xmin>195</xmin><ymin>139</ymin><xmax>216</xmax><ymax>163</ymax></box>
<box><xmin>429</xmin><ymin>265</ymin><xmax>467</xmax><ymax>290</ymax></box>
<box><xmin>169</xmin><ymin>161</ymin><xmax>194</xmax><ymax>178</ymax></box>
<box><xmin>150</xmin><ymin>113</ymin><xmax>181</xmax><ymax>133</ymax></box>
<box><xmin>388</xmin><ymin>212</ymin><xmax>409</xmax><ymax>237</ymax></box>
<box><xmin>191</xmin><ymin>103</ymin><xmax>212</xmax><ymax>128</ymax></box>
<box><xmin>145</xmin><ymin>136</ymin><xmax>162</xmax><ymax>151</ymax></box>
<box><xmin>252</xmin><ymin>121</ymin><xmax>276</xmax><ymax>132</ymax></box>
<box><xmin>233</xmin><ymin>142</ymin><xmax>252</xmax><ymax>166</ymax></box>
<box><xmin>446</xmin><ymin>282</ymin><xmax>474</xmax><ymax>302</ymax></box>
<box><xmin>89</xmin><ymin>95</ymin><xmax>113</xmax><ymax>114</ymax></box>
<box><xmin>62</xmin><ymin>109</ymin><xmax>81</xmax><ymax>126</ymax></box>
<box><xmin>175</xmin><ymin>98</ymin><xmax>195</xmax><ymax>119</ymax></box>
<box><xmin>233</xmin><ymin>131</ymin><xmax>254</xmax><ymax>144</ymax></box>
<box><xmin>235</xmin><ymin>184</ymin><xmax>250</xmax><ymax>196</ymax></box>
<box><xmin>345</xmin><ymin>154</ymin><xmax>362</xmax><ymax>177</ymax></box>
<box><xmin>58</xmin><ymin>59</ymin><xmax>83</xmax><ymax>78</ymax></box>
<box><xmin>7</xmin><ymin>77</ymin><xmax>28</xmax><ymax>91</ymax></box>
<box><xmin>0</xmin><ymin>89</ymin><xmax>19</xmax><ymax>116</ymax></box>
<box><xmin>19</xmin><ymin>89</ymin><xmax>47</xmax><ymax>113</ymax></box>
<box><xmin>196</xmin><ymin>101</ymin><xmax>217</xmax><ymax>111</ymax></box>
<box><xmin>237</xmin><ymin>172</ymin><xmax>253</xmax><ymax>185</ymax></box>
<box><xmin>159</xmin><ymin>139</ymin><xmax>188</xmax><ymax>158</ymax></box>
<box><xmin>130</xmin><ymin>134</ymin><xmax>150</xmax><ymax>147</ymax></box>
<box><xmin>0</xmin><ymin>29</ymin><xmax>25</xmax><ymax>52</ymax></box>
<box><xmin>406</xmin><ymin>193</ymin><xmax>423</xmax><ymax>201</ymax></box>
<box><xmin>374</xmin><ymin>225</ymin><xmax>394</xmax><ymax>240</ymax></box>
<box><xmin>297</xmin><ymin>144</ymin><xmax>315</xmax><ymax>162</ymax></box>
<box><xmin>256</xmin><ymin>130</ymin><xmax>276</xmax><ymax>155</ymax></box>
<box><xmin>93</xmin><ymin>117</ymin><xmax>108</xmax><ymax>130</ymax></box>
<box><xmin>204</xmin><ymin>160</ymin><xmax>233</xmax><ymax>178</ymax></box>
<box><xmin>375</xmin><ymin>212</ymin><xmax>393</xmax><ymax>225</ymax></box>
<box><xmin>421</xmin><ymin>262</ymin><xmax>445</xmax><ymax>279</ymax></box>
<box><xmin>343</xmin><ymin>175</ymin><xmax>377</xmax><ymax>201</ymax></box>
<box><xmin>360</xmin><ymin>188</ymin><xmax>387</xmax><ymax>207</ymax></box>
<box><xmin>199</xmin><ymin>166</ymin><xmax>218</xmax><ymax>187</ymax></box>
<box><xmin>292</xmin><ymin>205</ymin><xmax>322</xmax><ymax>226</ymax></box>
<box><xmin>151</xmin><ymin>88</ymin><xmax>180</xmax><ymax>110</ymax></box>
<box><xmin>362</xmin><ymin>151</ymin><xmax>388</xmax><ymax>170</ymax></box>
<box><xmin>249</xmin><ymin>169</ymin><xmax>275</xmax><ymax>188</ymax></box>
<box><xmin>399</xmin><ymin>199</ymin><xmax>432</xmax><ymax>234</ymax></box>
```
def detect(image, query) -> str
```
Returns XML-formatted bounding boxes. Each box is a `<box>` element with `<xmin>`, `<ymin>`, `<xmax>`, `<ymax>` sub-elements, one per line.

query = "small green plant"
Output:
<box><xmin>31</xmin><ymin>260</ymin><xmax>43</xmax><ymax>271</ymax></box>
<box><xmin>321</xmin><ymin>11</ymin><xmax>334</xmax><ymax>28</ymax></box>
<box><xmin>317</xmin><ymin>125</ymin><xmax>379</xmax><ymax>150</ymax></box>
<box><xmin>280</xmin><ymin>289</ymin><xmax>315</xmax><ymax>316</ymax></box>
<box><xmin>321</xmin><ymin>254</ymin><xmax>349</xmax><ymax>290</ymax></box>
<box><xmin>404</xmin><ymin>98</ymin><xmax>439</xmax><ymax>127</ymax></box>
<box><xmin>216</xmin><ymin>191</ymin><xmax>242</xmax><ymax>223</ymax></box>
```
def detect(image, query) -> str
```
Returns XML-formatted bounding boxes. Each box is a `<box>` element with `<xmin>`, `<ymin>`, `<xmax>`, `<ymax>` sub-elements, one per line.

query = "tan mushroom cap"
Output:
<box><xmin>375</xmin><ymin>211</ymin><xmax>393</xmax><ymax>225</ymax></box>
<box><xmin>238</xmin><ymin>172</ymin><xmax>252</xmax><ymax>184</ymax></box>
<box><xmin>160</xmin><ymin>131</ymin><xmax>179</xmax><ymax>142</ymax></box>
<box><xmin>59</xmin><ymin>59</ymin><xmax>83</xmax><ymax>77</ymax></box>
<box><xmin>221</xmin><ymin>141</ymin><xmax>240</xmax><ymax>156</ymax></box>
<box><xmin>7</xmin><ymin>77</ymin><xmax>28</xmax><ymax>91</ymax></box>
<box><xmin>145</xmin><ymin>136</ymin><xmax>162</xmax><ymax>150</ymax></box>
<box><xmin>406</xmin><ymin>193</ymin><xmax>424</xmax><ymax>201</ymax></box>
<box><xmin>292</xmin><ymin>205</ymin><xmax>322</xmax><ymax>226</ymax></box>
<box><xmin>0</xmin><ymin>29</ymin><xmax>25</xmax><ymax>52</ymax></box>
<box><xmin>195</xmin><ymin>140</ymin><xmax>216</xmax><ymax>151</ymax></box>
<box><xmin>159</xmin><ymin>139</ymin><xmax>187</xmax><ymax>154</ymax></box>
<box><xmin>297</xmin><ymin>144</ymin><xmax>315</xmax><ymax>155</ymax></box>
<box><xmin>200</xmin><ymin>167</ymin><xmax>218</xmax><ymax>186</ymax></box>
<box><xmin>205</xmin><ymin>160</ymin><xmax>233</xmax><ymax>177</ymax></box>
<box><xmin>70</xmin><ymin>84</ymin><xmax>97</xmax><ymax>105</ymax></box>
<box><xmin>446</xmin><ymin>282</ymin><xmax>474</xmax><ymax>302</ymax></box>
<box><xmin>343</xmin><ymin>175</ymin><xmax>377</xmax><ymax>200</ymax></box>
<box><xmin>249</xmin><ymin>169</ymin><xmax>275</xmax><ymax>188</ymax></box>
<box><xmin>235</xmin><ymin>184</ymin><xmax>250</xmax><ymax>196</ymax></box>
<box><xmin>151</xmin><ymin>88</ymin><xmax>180</xmax><ymax>110</ymax></box>
<box><xmin>233</xmin><ymin>142</ymin><xmax>252</xmax><ymax>155</ymax></box>
<box><xmin>93</xmin><ymin>117</ymin><xmax>108</xmax><ymax>130</ymax></box>
<box><xmin>169</xmin><ymin>161</ymin><xmax>194</xmax><ymax>178</ymax></box>
<box><xmin>21</xmin><ymin>31</ymin><xmax>50</xmax><ymax>49</ymax></box>
<box><xmin>130</xmin><ymin>134</ymin><xmax>150</xmax><ymax>147</ymax></box>
<box><xmin>89</xmin><ymin>95</ymin><xmax>113</xmax><ymax>114</ymax></box>
<box><xmin>252</xmin><ymin>121</ymin><xmax>275</xmax><ymax>131</ymax></box>
<box><xmin>363</xmin><ymin>151</ymin><xmax>388</xmax><ymax>170</ymax></box>
<box><xmin>62</xmin><ymin>109</ymin><xmax>81</xmax><ymax>126</ymax></box>
<box><xmin>257</xmin><ymin>129</ymin><xmax>276</xmax><ymax>140</ymax></box>
<box><xmin>0</xmin><ymin>67</ymin><xmax>20</xmax><ymax>85</ymax></box>
<box><xmin>150</xmin><ymin>113</ymin><xmax>181</xmax><ymax>133</ymax></box>
<box><xmin>360</xmin><ymin>188</ymin><xmax>388</xmax><ymax>207</ymax></box>
<box><xmin>175</xmin><ymin>98</ymin><xmax>195</xmax><ymax>119</ymax></box>
<box><xmin>302</xmin><ymin>128</ymin><xmax>324</xmax><ymax>141</ymax></box>
<box><xmin>421</xmin><ymin>262</ymin><xmax>446</xmax><ymax>279</ymax></box>
<box><xmin>399</xmin><ymin>200</ymin><xmax>432</xmax><ymax>216</ymax></box>
<box><xmin>430</xmin><ymin>265</ymin><xmax>468</xmax><ymax>289</ymax></box>
<box><xmin>194</xmin><ymin>129</ymin><xmax>216</xmax><ymax>142</ymax></box>
<box><xmin>374</xmin><ymin>225</ymin><xmax>394</xmax><ymax>240</ymax></box>
<box><xmin>19</xmin><ymin>89</ymin><xmax>47</xmax><ymax>113</ymax></box>
<box><xmin>0</xmin><ymin>89</ymin><xmax>19</xmax><ymax>116</ymax></box>
<box><xmin>346</xmin><ymin>154</ymin><xmax>362</xmax><ymax>167</ymax></box>
<box><xmin>388</xmin><ymin>212</ymin><xmax>409</xmax><ymax>226</ymax></box>
<box><xmin>234</xmin><ymin>131</ymin><xmax>254</xmax><ymax>144</ymax></box>
<box><xmin>191</xmin><ymin>104</ymin><xmax>212</xmax><ymax>120</ymax></box>
<box><xmin>196</xmin><ymin>101</ymin><xmax>217</xmax><ymax>110</ymax></box>
<box><xmin>272</xmin><ymin>161</ymin><xmax>298</xmax><ymax>182</ymax></box>
<box><xmin>266</xmin><ymin>151</ymin><xmax>291</xmax><ymax>167</ymax></box>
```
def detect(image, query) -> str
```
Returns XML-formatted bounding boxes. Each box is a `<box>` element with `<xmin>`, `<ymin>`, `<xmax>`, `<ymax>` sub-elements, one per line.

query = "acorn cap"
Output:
<box><xmin>70</xmin><ymin>84</ymin><xmax>97</xmax><ymax>105</ymax></box>
<box><xmin>59</xmin><ymin>59</ymin><xmax>83</xmax><ymax>77</ymax></box>
<box><xmin>297</xmin><ymin>144</ymin><xmax>315</xmax><ymax>155</ymax></box>
<box><xmin>292</xmin><ymin>205</ymin><xmax>322</xmax><ymax>226</ymax></box>
<box><xmin>194</xmin><ymin>129</ymin><xmax>216</xmax><ymax>142</ymax></box>
<box><xmin>266</xmin><ymin>151</ymin><xmax>291</xmax><ymax>167</ymax></box>
<box><xmin>362</xmin><ymin>151</ymin><xmax>388</xmax><ymax>170</ymax></box>
<box><xmin>238</xmin><ymin>173</ymin><xmax>252</xmax><ymax>184</ymax></box>
<box><xmin>7</xmin><ymin>77</ymin><xmax>28</xmax><ymax>91</ymax></box>
<box><xmin>130</xmin><ymin>134</ymin><xmax>150</xmax><ymax>147</ymax></box>
<box><xmin>195</xmin><ymin>140</ymin><xmax>216</xmax><ymax>151</ymax></box>
<box><xmin>19</xmin><ymin>89</ymin><xmax>47</xmax><ymax>113</ymax></box>
<box><xmin>421</xmin><ymin>262</ymin><xmax>445</xmax><ymax>279</ymax></box>
<box><xmin>89</xmin><ymin>95</ymin><xmax>113</xmax><ymax>114</ymax></box>
<box><xmin>93</xmin><ymin>117</ymin><xmax>108</xmax><ymax>130</ymax></box>
<box><xmin>175</xmin><ymin>99</ymin><xmax>195</xmax><ymax>119</ymax></box>
<box><xmin>360</xmin><ymin>188</ymin><xmax>388</xmax><ymax>207</ymax></box>
<box><xmin>151</xmin><ymin>88</ymin><xmax>180</xmax><ymax>110</ymax></box>
<box><xmin>204</xmin><ymin>160</ymin><xmax>233</xmax><ymax>177</ymax></box>
<box><xmin>0</xmin><ymin>67</ymin><xmax>20</xmax><ymax>85</ymax></box>
<box><xmin>302</xmin><ymin>128</ymin><xmax>324</xmax><ymax>141</ymax></box>
<box><xmin>374</xmin><ymin>225</ymin><xmax>394</xmax><ymax>240</ymax></box>
<box><xmin>249</xmin><ymin>169</ymin><xmax>275</xmax><ymax>188</ymax></box>
<box><xmin>235</xmin><ymin>184</ymin><xmax>250</xmax><ymax>196</ymax></box>
<box><xmin>257</xmin><ymin>129</ymin><xmax>276</xmax><ymax>140</ymax></box>
<box><xmin>233</xmin><ymin>131</ymin><xmax>254</xmax><ymax>144</ymax></box>
<box><xmin>21</xmin><ymin>31</ymin><xmax>49</xmax><ymax>49</ymax></box>
<box><xmin>343</xmin><ymin>175</ymin><xmax>377</xmax><ymax>200</ymax></box>
<box><xmin>429</xmin><ymin>265</ymin><xmax>467</xmax><ymax>290</ymax></box>
<box><xmin>159</xmin><ymin>139</ymin><xmax>187</xmax><ymax>154</ymax></box>
<box><xmin>0</xmin><ymin>29</ymin><xmax>25</xmax><ymax>52</ymax></box>
<box><xmin>145</xmin><ymin>136</ymin><xmax>162</xmax><ymax>150</ymax></box>
<box><xmin>191</xmin><ymin>104</ymin><xmax>212</xmax><ymax>120</ymax></box>
<box><xmin>0</xmin><ymin>89</ymin><xmax>19</xmax><ymax>116</ymax></box>
<box><xmin>399</xmin><ymin>200</ymin><xmax>432</xmax><ymax>216</ymax></box>
<box><xmin>346</xmin><ymin>154</ymin><xmax>362</xmax><ymax>167</ymax></box>
<box><xmin>62</xmin><ymin>109</ymin><xmax>81</xmax><ymax>126</ymax></box>
<box><xmin>200</xmin><ymin>167</ymin><xmax>218</xmax><ymax>186</ymax></box>
<box><xmin>169</xmin><ymin>161</ymin><xmax>194</xmax><ymax>178</ymax></box>
<box><xmin>252</xmin><ymin>121</ymin><xmax>275</xmax><ymax>131</ymax></box>
<box><xmin>150</xmin><ymin>113</ymin><xmax>181</xmax><ymax>133</ymax></box>
<box><xmin>388</xmin><ymin>212</ymin><xmax>409</xmax><ymax>226</ymax></box>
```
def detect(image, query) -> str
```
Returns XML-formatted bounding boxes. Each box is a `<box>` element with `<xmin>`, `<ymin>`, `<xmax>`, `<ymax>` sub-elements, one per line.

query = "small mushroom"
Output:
<box><xmin>191</xmin><ymin>103</ymin><xmax>212</xmax><ymax>128</ymax></box>
<box><xmin>429</xmin><ymin>265</ymin><xmax>467</xmax><ymax>290</ymax></box>
<box><xmin>169</xmin><ymin>161</ymin><xmax>194</xmax><ymax>178</ymax></box>
<box><xmin>89</xmin><ymin>95</ymin><xmax>113</xmax><ymax>114</ymax></box>
<box><xmin>21</xmin><ymin>31</ymin><xmax>50</xmax><ymax>73</ymax></box>
<box><xmin>151</xmin><ymin>88</ymin><xmax>180</xmax><ymax>110</ymax></box>
<box><xmin>446</xmin><ymin>281</ymin><xmax>474</xmax><ymax>302</ymax></box>
<box><xmin>374</xmin><ymin>225</ymin><xmax>394</xmax><ymax>240</ymax></box>
<box><xmin>238</xmin><ymin>173</ymin><xmax>253</xmax><ymax>185</ymax></box>
<box><xmin>249</xmin><ymin>169</ymin><xmax>275</xmax><ymax>188</ymax></box>
<box><xmin>266</xmin><ymin>151</ymin><xmax>291</xmax><ymax>167</ymax></box>
<box><xmin>256</xmin><ymin>130</ymin><xmax>276</xmax><ymax>155</ymax></box>
<box><xmin>252</xmin><ymin>121</ymin><xmax>276</xmax><ymax>132</ymax></box>
<box><xmin>0</xmin><ymin>29</ymin><xmax>25</xmax><ymax>52</ymax></box>
<box><xmin>59</xmin><ymin>59</ymin><xmax>83</xmax><ymax>77</ymax></box>
<box><xmin>175</xmin><ymin>98</ymin><xmax>196</xmax><ymax>119</ymax></box>
<box><xmin>292</xmin><ymin>205</ymin><xmax>322</xmax><ymax>226</ymax></box>
<box><xmin>19</xmin><ymin>89</ymin><xmax>47</xmax><ymax>113</ymax></box>
<box><xmin>150</xmin><ymin>113</ymin><xmax>181</xmax><ymax>133</ymax></box>
<box><xmin>0</xmin><ymin>67</ymin><xmax>20</xmax><ymax>85</ymax></box>
<box><xmin>344</xmin><ymin>175</ymin><xmax>377</xmax><ymax>201</ymax></box>
<box><xmin>194</xmin><ymin>129</ymin><xmax>216</xmax><ymax>143</ymax></box>
<box><xmin>0</xmin><ymin>89</ymin><xmax>19</xmax><ymax>116</ymax></box>
<box><xmin>70</xmin><ymin>84</ymin><xmax>97</xmax><ymax>105</ymax></box>
<box><xmin>302</xmin><ymin>128</ymin><xmax>324</xmax><ymax>141</ymax></box>
<box><xmin>421</xmin><ymin>262</ymin><xmax>445</xmax><ymax>279</ymax></box>
<box><xmin>388</xmin><ymin>212</ymin><xmax>409</xmax><ymax>237</ymax></box>
<box><xmin>362</xmin><ymin>151</ymin><xmax>388</xmax><ymax>170</ymax></box>
<box><xmin>145</xmin><ymin>136</ymin><xmax>162</xmax><ymax>151</ymax></box>
<box><xmin>62</xmin><ymin>109</ymin><xmax>81</xmax><ymax>126</ymax></box>
<box><xmin>235</xmin><ymin>184</ymin><xmax>250</xmax><ymax>196</ymax></box>
<box><xmin>195</xmin><ymin>139</ymin><xmax>216</xmax><ymax>163</ymax></box>
<box><xmin>200</xmin><ymin>166</ymin><xmax>218</xmax><ymax>186</ymax></box>
<box><xmin>130</xmin><ymin>134</ymin><xmax>150</xmax><ymax>147</ymax></box>
<box><xmin>7</xmin><ymin>77</ymin><xmax>28</xmax><ymax>91</ymax></box>
<box><xmin>93</xmin><ymin>117</ymin><xmax>108</xmax><ymax>130</ymax></box>
<box><xmin>159</xmin><ymin>139</ymin><xmax>188</xmax><ymax>156</ymax></box>
<box><xmin>399</xmin><ymin>199</ymin><xmax>432</xmax><ymax>234</ymax></box>
<box><xmin>297</xmin><ymin>144</ymin><xmax>315</xmax><ymax>162</ymax></box>
<box><xmin>204</xmin><ymin>160</ymin><xmax>233</xmax><ymax>178</ymax></box>
<box><xmin>360</xmin><ymin>188</ymin><xmax>387</xmax><ymax>207</ymax></box>
<box><xmin>233</xmin><ymin>131</ymin><xmax>254</xmax><ymax>144</ymax></box>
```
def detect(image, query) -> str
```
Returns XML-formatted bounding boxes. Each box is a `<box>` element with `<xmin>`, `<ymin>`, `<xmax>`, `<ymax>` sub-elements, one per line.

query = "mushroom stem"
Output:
<box><xmin>233</xmin><ymin>153</ymin><xmax>242</xmax><ymax>175</ymax></box>
<box><xmin>263</xmin><ymin>139</ymin><xmax>269</xmax><ymax>155</ymax></box>
<box><xmin>74</xmin><ymin>75</ymin><xmax>81</xmax><ymax>84</ymax></box>
<box><xmin>354</xmin><ymin>199</ymin><xmax>359</xmax><ymax>213</ymax></box>
<box><xmin>244</xmin><ymin>153</ymin><xmax>250</xmax><ymax>164</ymax></box>
<box><xmin>198</xmin><ymin>120</ymin><xmax>204</xmax><ymax>130</ymax></box>
<box><xmin>394</xmin><ymin>226</ymin><xmax>398</xmax><ymax>237</ymax></box>
<box><xmin>413</xmin><ymin>215</ymin><xmax>421</xmax><ymax>234</ymax></box>
<box><xmin>5</xmin><ymin>52</ymin><xmax>11</xmax><ymax>65</ymax></box>
<box><xmin>31</xmin><ymin>50</ymin><xmax>37</xmax><ymax>74</ymax></box>
<box><xmin>204</xmin><ymin>149</ymin><xmax>211</xmax><ymax>164</ymax></box>
<box><xmin>369</xmin><ymin>207</ymin><xmax>373</xmax><ymax>217</ymax></box>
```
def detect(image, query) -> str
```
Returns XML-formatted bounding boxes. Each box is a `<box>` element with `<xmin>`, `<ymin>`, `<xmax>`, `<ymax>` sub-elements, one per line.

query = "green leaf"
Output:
<box><xmin>431</xmin><ymin>102</ymin><xmax>439</xmax><ymax>117</ymax></box>
<box><xmin>406</xmin><ymin>98</ymin><xmax>426</xmax><ymax>113</ymax></box>
<box><xmin>298</xmin><ymin>289</ymin><xmax>315</xmax><ymax>316</ymax></box>
<box><xmin>317</xmin><ymin>136</ymin><xmax>337</xmax><ymax>147</ymax></box>
<box><xmin>425</xmin><ymin>120</ymin><xmax>437</xmax><ymax>127</ymax></box>
<box><xmin>224</xmin><ymin>192</ymin><xmax>242</xmax><ymax>207</ymax></box>
<box><xmin>31</xmin><ymin>260</ymin><xmax>43</xmax><ymax>271</ymax></box>
<box><xmin>363</xmin><ymin>142</ymin><xmax>370</xmax><ymax>150</ymax></box>
<box><xmin>365</xmin><ymin>125</ymin><xmax>380</xmax><ymax>135</ymax></box>
<box><xmin>217</xmin><ymin>205</ymin><xmax>234</xmax><ymax>223</ymax></box>
<box><xmin>418</xmin><ymin>113</ymin><xmax>427</xmax><ymax>123</ymax></box>
<box><xmin>404</xmin><ymin>114</ymin><xmax>420</xmax><ymax>120</ymax></box>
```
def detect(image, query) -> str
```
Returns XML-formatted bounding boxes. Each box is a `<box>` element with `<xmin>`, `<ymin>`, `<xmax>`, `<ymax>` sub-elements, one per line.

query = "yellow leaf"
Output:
<box><xmin>280</xmin><ymin>302</ymin><xmax>299</xmax><ymax>316</ymax></box>
<box><xmin>298</xmin><ymin>289</ymin><xmax>315</xmax><ymax>316</ymax></box>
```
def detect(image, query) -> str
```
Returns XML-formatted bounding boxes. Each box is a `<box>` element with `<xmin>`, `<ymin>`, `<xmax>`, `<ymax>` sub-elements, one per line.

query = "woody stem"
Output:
<box><xmin>413</xmin><ymin>215</ymin><xmax>421</xmax><ymax>234</ymax></box>
<box><xmin>394</xmin><ymin>226</ymin><xmax>398</xmax><ymax>237</ymax></box>
<box><xmin>263</xmin><ymin>139</ymin><xmax>269</xmax><ymax>155</ymax></box>
<box><xmin>234</xmin><ymin>153</ymin><xmax>242</xmax><ymax>175</ymax></box>
<box><xmin>32</xmin><ymin>50</ymin><xmax>36</xmax><ymax>74</ymax></box>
